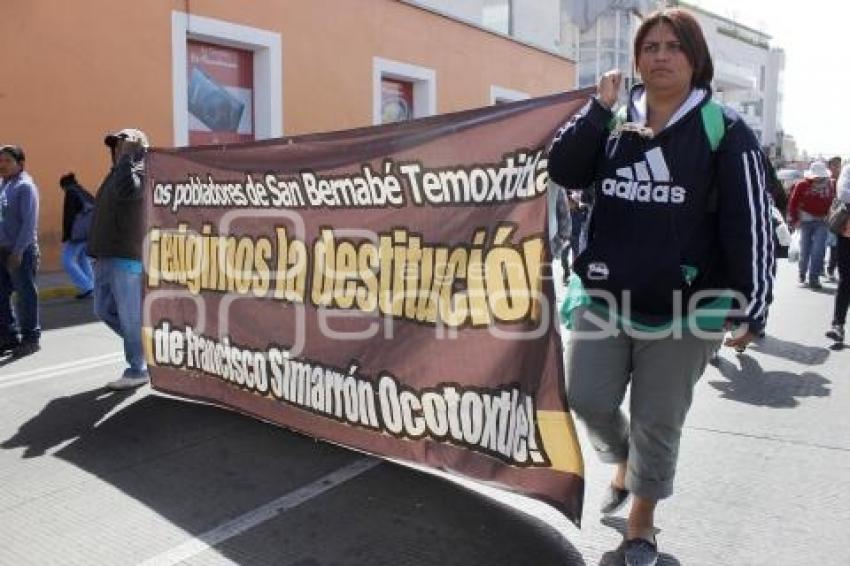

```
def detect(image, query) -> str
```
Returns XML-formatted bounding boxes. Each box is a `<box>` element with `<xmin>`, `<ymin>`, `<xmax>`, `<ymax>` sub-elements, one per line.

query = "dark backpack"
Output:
<box><xmin>71</xmin><ymin>201</ymin><xmax>94</xmax><ymax>242</ymax></box>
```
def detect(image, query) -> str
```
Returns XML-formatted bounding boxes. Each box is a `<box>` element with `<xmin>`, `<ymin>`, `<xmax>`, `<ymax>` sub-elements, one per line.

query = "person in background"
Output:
<box><xmin>548</xmin><ymin>8</ymin><xmax>773</xmax><ymax>565</ymax></box>
<box><xmin>88</xmin><ymin>128</ymin><xmax>150</xmax><ymax>390</ymax></box>
<box><xmin>765</xmin><ymin>159</ymin><xmax>788</xmax><ymax>218</ymax></box>
<box><xmin>826</xmin><ymin>162</ymin><xmax>850</xmax><ymax>344</ymax></box>
<box><xmin>59</xmin><ymin>173</ymin><xmax>95</xmax><ymax>299</ymax></box>
<box><xmin>825</xmin><ymin>156</ymin><xmax>842</xmax><ymax>281</ymax></box>
<box><xmin>551</xmin><ymin>184</ymin><xmax>572</xmax><ymax>283</ymax></box>
<box><xmin>788</xmin><ymin>160</ymin><xmax>834</xmax><ymax>289</ymax></box>
<box><xmin>0</xmin><ymin>145</ymin><xmax>41</xmax><ymax>358</ymax></box>
<box><xmin>568</xmin><ymin>189</ymin><xmax>591</xmax><ymax>263</ymax></box>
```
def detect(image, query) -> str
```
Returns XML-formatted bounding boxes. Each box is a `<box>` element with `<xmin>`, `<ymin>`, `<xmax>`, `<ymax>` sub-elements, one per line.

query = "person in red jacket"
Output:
<box><xmin>788</xmin><ymin>160</ymin><xmax>834</xmax><ymax>289</ymax></box>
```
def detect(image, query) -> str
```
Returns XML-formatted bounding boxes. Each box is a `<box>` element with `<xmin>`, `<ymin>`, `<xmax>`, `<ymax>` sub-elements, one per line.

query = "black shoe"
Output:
<box><xmin>600</xmin><ymin>484</ymin><xmax>630</xmax><ymax>515</ymax></box>
<box><xmin>12</xmin><ymin>341</ymin><xmax>40</xmax><ymax>358</ymax></box>
<box><xmin>826</xmin><ymin>325</ymin><xmax>845</xmax><ymax>343</ymax></box>
<box><xmin>808</xmin><ymin>279</ymin><xmax>823</xmax><ymax>290</ymax></box>
<box><xmin>0</xmin><ymin>339</ymin><xmax>21</xmax><ymax>355</ymax></box>
<box><xmin>75</xmin><ymin>289</ymin><xmax>93</xmax><ymax>299</ymax></box>
<box><xmin>798</xmin><ymin>273</ymin><xmax>806</xmax><ymax>284</ymax></box>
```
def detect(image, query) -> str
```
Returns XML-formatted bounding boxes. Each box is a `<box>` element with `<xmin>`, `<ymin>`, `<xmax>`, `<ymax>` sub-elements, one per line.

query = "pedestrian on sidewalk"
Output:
<box><xmin>59</xmin><ymin>173</ymin><xmax>95</xmax><ymax>299</ymax></box>
<box><xmin>0</xmin><ymin>145</ymin><xmax>41</xmax><ymax>358</ymax></box>
<box><xmin>826</xmin><ymin>156</ymin><xmax>843</xmax><ymax>280</ymax></box>
<box><xmin>788</xmin><ymin>160</ymin><xmax>834</xmax><ymax>289</ymax></box>
<box><xmin>826</xmin><ymin>162</ymin><xmax>850</xmax><ymax>344</ymax></box>
<box><xmin>88</xmin><ymin>128</ymin><xmax>150</xmax><ymax>390</ymax></box>
<box><xmin>548</xmin><ymin>8</ymin><xmax>773</xmax><ymax>566</ymax></box>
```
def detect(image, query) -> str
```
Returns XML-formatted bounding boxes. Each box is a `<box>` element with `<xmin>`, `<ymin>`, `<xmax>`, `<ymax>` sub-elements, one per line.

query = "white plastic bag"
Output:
<box><xmin>788</xmin><ymin>230</ymin><xmax>801</xmax><ymax>262</ymax></box>
<box><xmin>771</xmin><ymin>207</ymin><xmax>792</xmax><ymax>246</ymax></box>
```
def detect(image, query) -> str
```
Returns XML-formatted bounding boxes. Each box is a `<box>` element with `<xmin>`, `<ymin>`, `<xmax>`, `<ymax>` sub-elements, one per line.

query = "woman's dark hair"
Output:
<box><xmin>633</xmin><ymin>8</ymin><xmax>714</xmax><ymax>89</ymax></box>
<box><xmin>0</xmin><ymin>145</ymin><xmax>26</xmax><ymax>164</ymax></box>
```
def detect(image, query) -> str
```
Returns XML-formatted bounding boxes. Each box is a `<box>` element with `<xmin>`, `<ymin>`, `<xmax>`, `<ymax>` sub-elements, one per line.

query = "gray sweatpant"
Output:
<box><xmin>565</xmin><ymin>307</ymin><xmax>722</xmax><ymax>500</ymax></box>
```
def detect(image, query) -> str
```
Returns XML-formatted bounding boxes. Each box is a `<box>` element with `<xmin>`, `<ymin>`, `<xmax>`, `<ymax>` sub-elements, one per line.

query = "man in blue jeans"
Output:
<box><xmin>0</xmin><ymin>145</ymin><xmax>41</xmax><ymax>358</ymax></box>
<box><xmin>789</xmin><ymin>160</ymin><xmax>834</xmax><ymax>289</ymax></box>
<box><xmin>88</xmin><ymin>129</ymin><xmax>150</xmax><ymax>389</ymax></box>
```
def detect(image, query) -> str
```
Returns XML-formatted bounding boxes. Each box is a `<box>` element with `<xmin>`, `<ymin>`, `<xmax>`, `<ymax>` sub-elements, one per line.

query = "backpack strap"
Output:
<box><xmin>608</xmin><ymin>101</ymin><xmax>725</xmax><ymax>151</ymax></box>
<box><xmin>701</xmin><ymin>100</ymin><xmax>727</xmax><ymax>214</ymax></box>
<box><xmin>700</xmin><ymin>100</ymin><xmax>725</xmax><ymax>152</ymax></box>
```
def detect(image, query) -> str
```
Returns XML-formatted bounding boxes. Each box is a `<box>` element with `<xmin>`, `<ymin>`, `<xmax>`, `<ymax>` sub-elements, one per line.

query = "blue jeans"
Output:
<box><xmin>62</xmin><ymin>242</ymin><xmax>93</xmax><ymax>293</ymax></box>
<box><xmin>93</xmin><ymin>258</ymin><xmax>146</xmax><ymax>375</ymax></box>
<box><xmin>798</xmin><ymin>219</ymin><xmax>828</xmax><ymax>281</ymax></box>
<box><xmin>0</xmin><ymin>244</ymin><xmax>40</xmax><ymax>344</ymax></box>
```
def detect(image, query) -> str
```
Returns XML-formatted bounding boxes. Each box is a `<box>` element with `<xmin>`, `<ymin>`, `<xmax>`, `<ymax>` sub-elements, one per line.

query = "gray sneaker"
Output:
<box><xmin>107</xmin><ymin>373</ymin><xmax>150</xmax><ymax>390</ymax></box>
<box><xmin>624</xmin><ymin>537</ymin><xmax>658</xmax><ymax>566</ymax></box>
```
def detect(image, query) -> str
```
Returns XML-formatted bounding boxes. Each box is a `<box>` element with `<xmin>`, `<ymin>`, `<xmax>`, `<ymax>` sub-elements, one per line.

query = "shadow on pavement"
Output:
<box><xmin>7</xmin><ymin>391</ymin><xmax>587</xmax><ymax>565</ymax></box>
<box><xmin>748</xmin><ymin>335</ymin><xmax>831</xmax><ymax>365</ymax></box>
<box><xmin>40</xmin><ymin>296</ymin><xmax>99</xmax><ymax>332</ymax></box>
<box><xmin>1</xmin><ymin>387</ymin><xmax>136</xmax><ymax>457</ymax></box>
<box><xmin>0</xmin><ymin>351</ymin><xmax>19</xmax><ymax>370</ymax></box>
<box><xmin>598</xmin><ymin>517</ymin><xmax>681</xmax><ymax>566</ymax></box>
<box><xmin>708</xmin><ymin>354</ymin><xmax>831</xmax><ymax>408</ymax></box>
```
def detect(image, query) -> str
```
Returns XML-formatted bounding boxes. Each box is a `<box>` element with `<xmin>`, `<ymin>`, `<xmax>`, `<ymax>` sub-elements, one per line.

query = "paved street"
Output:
<box><xmin>1</xmin><ymin>261</ymin><xmax>848</xmax><ymax>565</ymax></box>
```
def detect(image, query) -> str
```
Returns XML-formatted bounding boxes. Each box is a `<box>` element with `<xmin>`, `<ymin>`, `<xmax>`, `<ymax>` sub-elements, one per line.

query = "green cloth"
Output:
<box><xmin>559</xmin><ymin>273</ymin><xmax>732</xmax><ymax>333</ymax></box>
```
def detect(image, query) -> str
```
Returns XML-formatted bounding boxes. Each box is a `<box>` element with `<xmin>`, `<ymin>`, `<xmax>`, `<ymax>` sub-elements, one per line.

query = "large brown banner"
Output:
<box><xmin>144</xmin><ymin>89</ymin><xmax>591</xmax><ymax>525</ymax></box>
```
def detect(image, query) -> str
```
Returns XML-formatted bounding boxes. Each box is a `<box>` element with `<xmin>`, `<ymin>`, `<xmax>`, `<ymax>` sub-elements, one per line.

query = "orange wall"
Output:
<box><xmin>2</xmin><ymin>0</ymin><xmax>574</xmax><ymax>271</ymax></box>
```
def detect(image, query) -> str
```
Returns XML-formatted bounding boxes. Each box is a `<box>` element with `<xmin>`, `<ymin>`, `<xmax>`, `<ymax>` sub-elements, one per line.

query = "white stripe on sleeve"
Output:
<box><xmin>741</xmin><ymin>150</ymin><xmax>771</xmax><ymax>322</ymax></box>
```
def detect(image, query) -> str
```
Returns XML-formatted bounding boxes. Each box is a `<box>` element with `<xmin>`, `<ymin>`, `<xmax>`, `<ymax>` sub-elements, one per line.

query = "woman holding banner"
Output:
<box><xmin>548</xmin><ymin>8</ymin><xmax>773</xmax><ymax>565</ymax></box>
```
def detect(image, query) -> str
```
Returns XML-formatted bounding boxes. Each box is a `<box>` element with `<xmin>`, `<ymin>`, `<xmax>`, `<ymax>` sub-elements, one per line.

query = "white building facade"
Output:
<box><xmin>679</xmin><ymin>2</ymin><xmax>786</xmax><ymax>158</ymax></box>
<box><xmin>403</xmin><ymin>1</ymin><xmax>788</xmax><ymax>158</ymax></box>
<box><xmin>402</xmin><ymin>0</ymin><xmax>576</xmax><ymax>60</ymax></box>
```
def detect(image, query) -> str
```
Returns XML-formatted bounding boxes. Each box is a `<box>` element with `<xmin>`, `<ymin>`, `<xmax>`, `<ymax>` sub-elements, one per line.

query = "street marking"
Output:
<box><xmin>139</xmin><ymin>458</ymin><xmax>380</xmax><ymax>566</ymax></box>
<box><xmin>0</xmin><ymin>352</ymin><xmax>123</xmax><ymax>389</ymax></box>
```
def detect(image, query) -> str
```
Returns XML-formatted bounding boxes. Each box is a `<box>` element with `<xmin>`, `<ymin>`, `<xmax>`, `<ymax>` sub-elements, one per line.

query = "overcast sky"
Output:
<box><xmin>691</xmin><ymin>0</ymin><xmax>847</xmax><ymax>159</ymax></box>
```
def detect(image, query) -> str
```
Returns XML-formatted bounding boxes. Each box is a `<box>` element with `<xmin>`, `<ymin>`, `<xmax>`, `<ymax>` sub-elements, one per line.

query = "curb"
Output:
<box><xmin>38</xmin><ymin>285</ymin><xmax>79</xmax><ymax>300</ymax></box>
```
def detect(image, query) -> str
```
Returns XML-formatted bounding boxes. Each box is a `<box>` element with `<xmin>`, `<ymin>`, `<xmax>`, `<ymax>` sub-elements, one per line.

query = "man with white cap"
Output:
<box><xmin>88</xmin><ymin>128</ymin><xmax>150</xmax><ymax>389</ymax></box>
<box><xmin>788</xmin><ymin>160</ymin><xmax>835</xmax><ymax>289</ymax></box>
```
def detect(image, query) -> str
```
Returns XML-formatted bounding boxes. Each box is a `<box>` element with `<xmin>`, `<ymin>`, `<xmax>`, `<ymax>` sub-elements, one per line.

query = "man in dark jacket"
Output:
<box><xmin>59</xmin><ymin>173</ymin><xmax>95</xmax><ymax>299</ymax></box>
<box><xmin>88</xmin><ymin>128</ymin><xmax>150</xmax><ymax>389</ymax></box>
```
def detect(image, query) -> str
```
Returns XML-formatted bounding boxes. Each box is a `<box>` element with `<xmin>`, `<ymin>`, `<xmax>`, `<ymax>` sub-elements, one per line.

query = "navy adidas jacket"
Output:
<box><xmin>548</xmin><ymin>86</ymin><xmax>774</xmax><ymax>332</ymax></box>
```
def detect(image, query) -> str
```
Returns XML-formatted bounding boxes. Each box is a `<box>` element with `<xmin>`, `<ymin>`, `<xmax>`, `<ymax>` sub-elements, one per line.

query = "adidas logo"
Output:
<box><xmin>601</xmin><ymin>147</ymin><xmax>686</xmax><ymax>205</ymax></box>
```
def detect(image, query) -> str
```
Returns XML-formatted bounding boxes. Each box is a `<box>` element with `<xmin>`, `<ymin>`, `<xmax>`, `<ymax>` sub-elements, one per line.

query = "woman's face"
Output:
<box><xmin>637</xmin><ymin>22</ymin><xmax>694</xmax><ymax>96</ymax></box>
